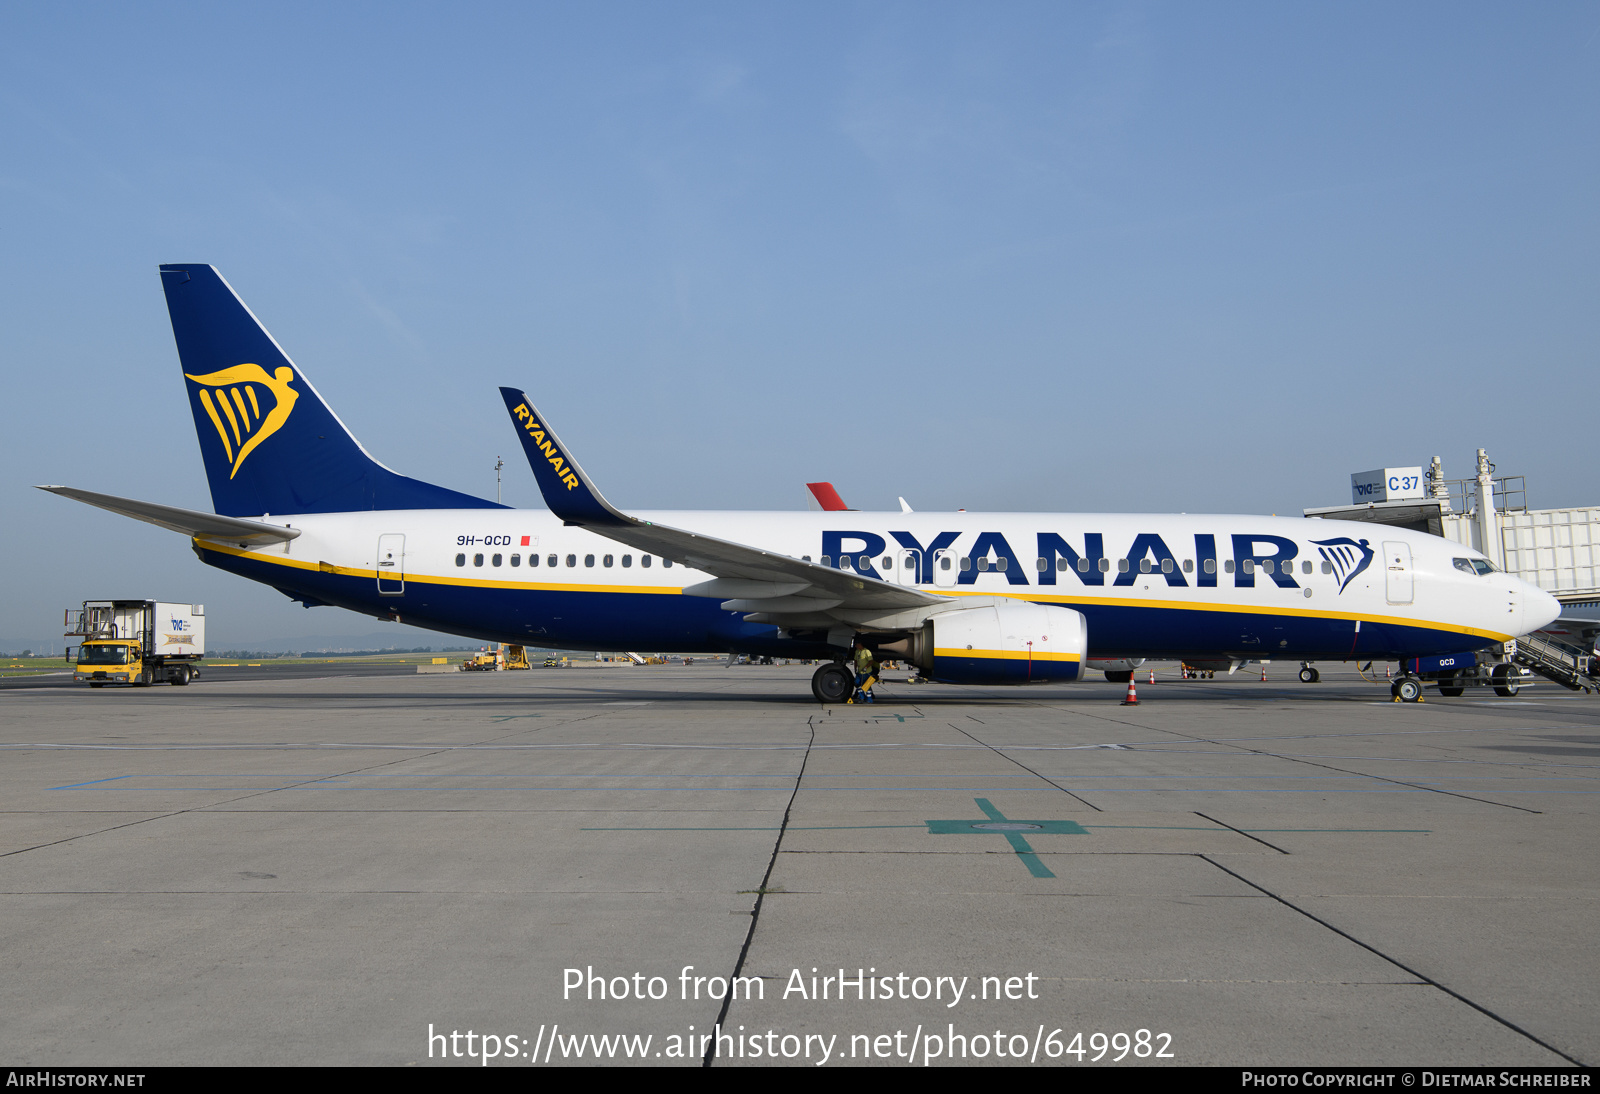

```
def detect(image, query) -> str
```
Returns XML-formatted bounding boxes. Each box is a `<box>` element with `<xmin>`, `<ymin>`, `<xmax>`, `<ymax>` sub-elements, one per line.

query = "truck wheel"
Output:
<box><xmin>1396</xmin><ymin>677</ymin><xmax>1423</xmax><ymax>702</ymax></box>
<box><xmin>89</xmin><ymin>683</ymin><xmax>104</xmax><ymax>689</ymax></box>
<box><xmin>1492</xmin><ymin>664</ymin><xmax>1520</xmax><ymax>698</ymax></box>
<box><xmin>171</xmin><ymin>666</ymin><xmax>192</xmax><ymax>686</ymax></box>
<box><xmin>811</xmin><ymin>663</ymin><xmax>853</xmax><ymax>703</ymax></box>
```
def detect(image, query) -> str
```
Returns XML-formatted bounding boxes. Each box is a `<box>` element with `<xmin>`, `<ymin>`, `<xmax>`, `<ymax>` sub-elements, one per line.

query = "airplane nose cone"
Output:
<box><xmin>1523</xmin><ymin>582</ymin><xmax>1561</xmax><ymax>634</ymax></box>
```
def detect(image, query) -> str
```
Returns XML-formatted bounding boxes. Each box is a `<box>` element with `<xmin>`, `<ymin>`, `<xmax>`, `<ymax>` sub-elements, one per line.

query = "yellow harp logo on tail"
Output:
<box><xmin>184</xmin><ymin>365</ymin><xmax>300</xmax><ymax>479</ymax></box>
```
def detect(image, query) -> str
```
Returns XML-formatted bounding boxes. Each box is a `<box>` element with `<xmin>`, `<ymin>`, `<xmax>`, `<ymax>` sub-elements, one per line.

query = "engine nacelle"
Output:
<box><xmin>924</xmin><ymin>600</ymin><xmax>1088</xmax><ymax>684</ymax></box>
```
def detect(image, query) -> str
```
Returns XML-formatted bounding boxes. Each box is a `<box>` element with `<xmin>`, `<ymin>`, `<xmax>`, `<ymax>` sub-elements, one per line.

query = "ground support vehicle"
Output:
<box><xmin>462</xmin><ymin>644</ymin><xmax>533</xmax><ymax>671</ymax></box>
<box><xmin>1403</xmin><ymin>650</ymin><xmax>1537</xmax><ymax>698</ymax></box>
<box><xmin>66</xmin><ymin>600</ymin><xmax>205</xmax><ymax>687</ymax></box>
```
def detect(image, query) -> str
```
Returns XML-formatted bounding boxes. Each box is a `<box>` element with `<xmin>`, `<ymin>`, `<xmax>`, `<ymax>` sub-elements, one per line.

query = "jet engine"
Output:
<box><xmin>876</xmin><ymin>600</ymin><xmax>1087</xmax><ymax>685</ymax></box>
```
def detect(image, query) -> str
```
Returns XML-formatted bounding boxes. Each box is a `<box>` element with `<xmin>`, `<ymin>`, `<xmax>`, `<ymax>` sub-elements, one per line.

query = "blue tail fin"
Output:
<box><xmin>160</xmin><ymin>264</ymin><xmax>503</xmax><ymax>516</ymax></box>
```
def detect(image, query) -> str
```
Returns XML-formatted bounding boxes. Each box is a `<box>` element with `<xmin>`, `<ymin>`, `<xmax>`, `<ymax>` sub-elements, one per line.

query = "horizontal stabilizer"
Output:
<box><xmin>37</xmin><ymin>486</ymin><xmax>301</xmax><ymax>545</ymax></box>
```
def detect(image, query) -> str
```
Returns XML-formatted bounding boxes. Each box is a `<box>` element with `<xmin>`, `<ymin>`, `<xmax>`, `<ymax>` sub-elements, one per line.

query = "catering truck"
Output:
<box><xmin>65</xmin><ymin>600</ymin><xmax>205</xmax><ymax>687</ymax></box>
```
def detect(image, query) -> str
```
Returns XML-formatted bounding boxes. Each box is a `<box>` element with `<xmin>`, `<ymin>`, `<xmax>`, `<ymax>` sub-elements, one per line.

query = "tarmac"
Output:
<box><xmin>1</xmin><ymin>662</ymin><xmax>1595</xmax><ymax>1067</ymax></box>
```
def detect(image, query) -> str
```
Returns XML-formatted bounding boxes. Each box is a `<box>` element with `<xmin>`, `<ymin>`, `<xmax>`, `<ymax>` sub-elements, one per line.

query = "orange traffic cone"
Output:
<box><xmin>1148</xmin><ymin>669</ymin><xmax>1155</xmax><ymax>685</ymax></box>
<box><xmin>1260</xmin><ymin>664</ymin><xmax>1267</xmax><ymax>682</ymax></box>
<box><xmin>1121</xmin><ymin>677</ymin><xmax>1140</xmax><ymax>705</ymax></box>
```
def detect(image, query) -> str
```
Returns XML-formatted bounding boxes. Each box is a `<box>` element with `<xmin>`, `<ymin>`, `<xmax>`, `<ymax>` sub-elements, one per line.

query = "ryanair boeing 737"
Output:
<box><xmin>40</xmin><ymin>265</ymin><xmax>1561</xmax><ymax>702</ymax></box>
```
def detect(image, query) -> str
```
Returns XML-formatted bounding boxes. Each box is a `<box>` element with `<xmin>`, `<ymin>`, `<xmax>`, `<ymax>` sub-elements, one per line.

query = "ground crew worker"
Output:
<box><xmin>849</xmin><ymin>642</ymin><xmax>878</xmax><ymax>704</ymax></box>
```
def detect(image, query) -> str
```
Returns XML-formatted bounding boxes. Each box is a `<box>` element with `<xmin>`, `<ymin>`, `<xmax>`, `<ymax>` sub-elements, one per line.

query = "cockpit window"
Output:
<box><xmin>1453</xmin><ymin>557</ymin><xmax>1498</xmax><ymax>576</ymax></box>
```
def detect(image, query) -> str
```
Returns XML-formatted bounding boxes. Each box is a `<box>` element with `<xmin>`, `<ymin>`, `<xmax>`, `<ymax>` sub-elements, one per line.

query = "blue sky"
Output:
<box><xmin>3</xmin><ymin>2</ymin><xmax>1596</xmax><ymax>647</ymax></box>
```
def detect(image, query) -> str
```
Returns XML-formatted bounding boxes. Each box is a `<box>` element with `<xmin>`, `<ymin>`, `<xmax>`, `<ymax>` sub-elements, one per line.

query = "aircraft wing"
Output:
<box><xmin>498</xmin><ymin>388</ymin><xmax>942</xmax><ymax>616</ymax></box>
<box><xmin>37</xmin><ymin>485</ymin><xmax>302</xmax><ymax>545</ymax></box>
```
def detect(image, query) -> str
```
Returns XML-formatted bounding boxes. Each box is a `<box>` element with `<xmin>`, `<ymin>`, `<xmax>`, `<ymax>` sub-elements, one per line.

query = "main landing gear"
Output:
<box><xmin>811</xmin><ymin>662</ymin><xmax>854</xmax><ymax>704</ymax></box>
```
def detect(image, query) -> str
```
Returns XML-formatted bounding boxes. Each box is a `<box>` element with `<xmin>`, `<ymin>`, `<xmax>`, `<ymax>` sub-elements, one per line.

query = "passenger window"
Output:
<box><xmin>585</xmin><ymin>554</ymin><xmax>595</xmax><ymax>567</ymax></box>
<box><xmin>802</xmin><ymin>555</ymin><xmax>812</xmax><ymax>562</ymax></box>
<box><xmin>1261</xmin><ymin>560</ymin><xmax>1273</xmax><ymax>574</ymax></box>
<box><xmin>1036</xmin><ymin>557</ymin><xmax>1048</xmax><ymax>572</ymax></box>
<box><xmin>976</xmin><ymin>557</ymin><xmax>989</xmax><ymax>571</ymax></box>
<box><xmin>858</xmin><ymin>555</ymin><xmax>872</xmax><ymax>570</ymax></box>
<box><xmin>492</xmin><ymin>553</ymin><xmax>502</xmax><ymax>567</ymax></box>
<box><xmin>1224</xmin><ymin>560</ymin><xmax>1235</xmax><ymax>574</ymax></box>
<box><xmin>1078</xmin><ymin>558</ymin><xmax>1089</xmax><ymax>572</ymax></box>
<box><xmin>995</xmin><ymin>557</ymin><xmax>1007</xmax><ymax>572</ymax></box>
<box><xmin>1098</xmin><ymin>558</ymin><xmax>1111</xmax><ymax>573</ymax></box>
<box><xmin>566</xmin><ymin>554</ymin><xmax>576</xmax><ymax>567</ymax></box>
<box><xmin>1183</xmin><ymin>559</ymin><xmax>1193</xmax><ymax>573</ymax></box>
<box><xmin>548</xmin><ymin>554</ymin><xmax>558</xmax><ymax>568</ymax></box>
<box><xmin>510</xmin><ymin>554</ymin><xmax>521</xmax><ymax>567</ymax></box>
<box><xmin>529</xmin><ymin>554</ymin><xmax>539</xmax><ymax>567</ymax></box>
<box><xmin>1162</xmin><ymin>558</ymin><xmax>1173</xmax><ymax>573</ymax></box>
<box><xmin>1139</xmin><ymin>559</ymin><xmax>1151</xmax><ymax>574</ymax></box>
<box><xmin>1242</xmin><ymin>559</ymin><xmax>1254</xmax><ymax>574</ymax></box>
<box><xmin>622</xmin><ymin>555</ymin><xmax>632</xmax><ymax>568</ymax></box>
<box><xmin>474</xmin><ymin>554</ymin><xmax>484</xmax><ymax>567</ymax></box>
<box><xmin>455</xmin><ymin>553</ymin><xmax>466</xmax><ymax>567</ymax></box>
<box><xmin>960</xmin><ymin>557</ymin><xmax>973</xmax><ymax>571</ymax></box>
<box><xmin>882</xmin><ymin>556</ymin><xmax>892</xmax><ymax>569</ymax></box>
<box><xmin>1301</xmin><ymin>560</ymin><xmax>1312</xmax><ymax>574</ymax></box>
<box><xmin>641</xmin><ymin>556</ymin><xmax>651</xmax><ymax>567</ymax></box>
<box><xmin>664</xmin><ymin>559</ymin><xmax>673</xmax><ymax>568</ymax></box>
<box><xmin>1204</xmin><ymin>559</ymin><xmax>1216</xmax><ymax>574</ymax></box>
<box><xmin>603</xmin><ymin>554</ymin><xmax>613</xmax><ymax>567</ymax></box>
<box><xmin>841</xmin><ymin>556</ymin><xmax>853</xmax><ymax>570</ymax></box>
<box><xmin>820</xmin><ymin>556</ymin><xmax>831</xmax><ymax>568</ymax></box>
<box><xmin>1117</xmin><ymin>559</ymin><xmax>1130</xmax><ymax>573</ymax></box>
<box><xmin>940</xmin><ymin>556</ymin><xmax>952</xmax><ymax>570</ymax></box>
<box><xmin>1322</xmin><ymin>561</ymin><xmax>1333</xmax><ymax>574</ymax></box>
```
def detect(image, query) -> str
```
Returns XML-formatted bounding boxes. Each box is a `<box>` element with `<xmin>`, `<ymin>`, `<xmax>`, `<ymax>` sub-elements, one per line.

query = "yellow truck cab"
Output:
<box><xmin>76</xmin><ymin>640</ymin><xmax>143</xmax><ymax>687</ymax></box>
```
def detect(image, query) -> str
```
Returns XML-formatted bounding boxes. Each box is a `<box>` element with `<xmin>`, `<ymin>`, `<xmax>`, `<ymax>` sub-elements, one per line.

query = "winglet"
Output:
<box><xmin>499</xmin><ymin>388</ymin><xmax>630</xmax><ymax>527</ymax></box>
<box><xmin>806</xmin><ymin>482</ymin><xmax>850</xmax><ymax>511</ymax></box>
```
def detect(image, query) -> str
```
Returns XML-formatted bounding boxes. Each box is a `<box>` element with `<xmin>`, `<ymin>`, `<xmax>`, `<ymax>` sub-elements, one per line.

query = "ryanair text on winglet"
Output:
<box><xmin>513</xmin><ymin>404</ymin><xmax>581</xmax><ymax>491</ymax></box>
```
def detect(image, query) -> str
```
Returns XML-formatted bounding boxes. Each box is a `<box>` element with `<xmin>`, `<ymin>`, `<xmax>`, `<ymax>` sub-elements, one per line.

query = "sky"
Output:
<box><xmin>2</xmin><ymin>1</ymin><xmax>1596</xmax><ymax>649</ymax></box>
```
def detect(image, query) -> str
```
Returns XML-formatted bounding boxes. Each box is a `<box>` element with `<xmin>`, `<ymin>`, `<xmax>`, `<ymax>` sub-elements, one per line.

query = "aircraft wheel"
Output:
<box><xmin>1104</xmin><ymin>670</ymin><xmax>1133</xmax><ymax>683</ymax></box>
<box><xmin>1395</xmin><ymin>677</ymin><xmax>1423</xmax><ymax>702</ymax></box>
<box><xmin>1298</xmin><ymin>667</ymin><xmax>1319</xmax><ymax>683</ymax></box>
<box><xmin>811</xmin><ymin>662</ymin><xmax>853</xmax><ymax>704</ymax></box>
<box><xmin>1492</xmin><ymin>664</ymin><xmax>1520</xmax><ymax>698</ymax></box>
<box><xmin>1438</xmin><ymin>686</ymin><xmax>1464</xmax><ymax>697</ymax></box>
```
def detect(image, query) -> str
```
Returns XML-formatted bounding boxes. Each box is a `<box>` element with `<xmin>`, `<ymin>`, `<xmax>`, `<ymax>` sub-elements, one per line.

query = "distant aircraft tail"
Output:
<box><xmin>159</xmin><ymin>264</ymin><xmax>502</xmax><ymax>517</ymax></box>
